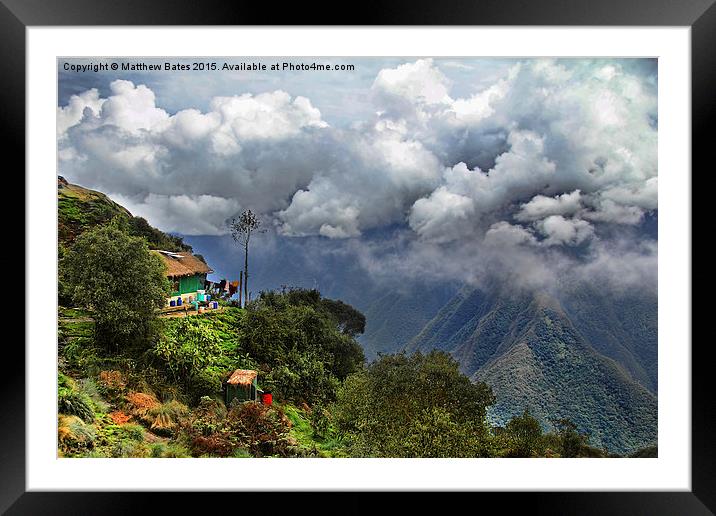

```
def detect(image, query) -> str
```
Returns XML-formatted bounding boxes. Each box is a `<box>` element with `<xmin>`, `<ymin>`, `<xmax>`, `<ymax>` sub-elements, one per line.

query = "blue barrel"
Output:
<box><xmin>212</xmin><ymin>301</ymin><xmax>218</xmax><ymax>309</ymax></box>
<box><xmin>177</xmin><ymin>297</ymin><xmax>182</xmax><ymax>306</ymax></box>
<box><xmin>169</xmin><ymin>300</ymin><xmax>176</xmax><ymax>307</ymax></box>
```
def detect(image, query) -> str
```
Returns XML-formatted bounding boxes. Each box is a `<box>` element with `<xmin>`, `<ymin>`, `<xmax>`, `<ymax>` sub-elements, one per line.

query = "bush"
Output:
<box><xmin>98</xmin><ymin>370</ymin><xmax>127</xmax><ymax>397</ymax></box>
<box><xmin>185</xmin><ymin>399</ymin><xmax>294</xmax><ymax>458</ymax></box>
<box><xmin>187</xmin><ymin>369</ymin><xmax>223</xmax><ymax>404</ymax></box>
<box><xmin>124</xmin><ymin>391</ymin><xmax>161</xmax><ymax>425</ymax></box>
<box><xmin>148</xmin><ymin>400</ymin><xmax>189</xmax><ymax>436</ymax></box>
<box><xmin>58</xmin><ymin>389</ymin><xmax>95</xmax><ymax>423</ymax></box>
<box><xmin>153</xmin><ymin>317</ymin><xmax>222</xmax><ymax>390</ymax></box>
<box><xmin>58</xmin><ymin>415</ymin><xmax>96</xmax><ymax>454</ymax></box>
<box><xmin>121</xmin><ymin>423</ymin><xmax>146</xmax><ymax>442</ymax></box>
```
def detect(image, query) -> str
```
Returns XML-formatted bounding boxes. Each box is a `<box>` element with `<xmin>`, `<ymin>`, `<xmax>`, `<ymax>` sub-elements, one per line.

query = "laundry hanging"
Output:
<box><xmin>229</xmin><ymin>280</ymin><xmax>239</xmax><ymax>296</ymax></box>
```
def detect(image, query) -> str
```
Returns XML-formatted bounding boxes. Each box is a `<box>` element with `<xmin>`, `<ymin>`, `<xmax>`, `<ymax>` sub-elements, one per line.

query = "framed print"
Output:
<box><xmin>7</xmin><ymin>0</ymin><xmax>712</xmax><ymax>513</ymax></box>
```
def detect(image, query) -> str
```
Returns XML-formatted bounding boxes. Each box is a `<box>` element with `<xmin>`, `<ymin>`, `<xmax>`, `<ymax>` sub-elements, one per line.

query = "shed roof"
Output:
<box><xmin>227</xmin><ymin>369</ymin><xmax>258</xmax><ymax>386</ymax></box>
<box><xmin>152</xmin><ymin>250</ymin><xmax>213</xmax><ymax>278</ymax></box>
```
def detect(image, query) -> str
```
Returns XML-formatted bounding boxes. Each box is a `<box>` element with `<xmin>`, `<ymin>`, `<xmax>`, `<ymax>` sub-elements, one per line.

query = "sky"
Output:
<box><xmin>57</xmin><ymin>57</ymin><xmax>658</xmax><ymax>292</ymax></box>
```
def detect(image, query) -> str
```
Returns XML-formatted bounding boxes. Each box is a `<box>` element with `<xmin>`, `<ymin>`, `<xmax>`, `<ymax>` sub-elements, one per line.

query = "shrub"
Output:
<box><xmin>332</xmin><ymin>351</ymin><xmax>496</xmax><ymax>458</ymax></box>
<box><xmin>121</xmin><ymin>423</ymin><xmax>146</xmax><ymax>442</ymax></box>
<box><xmin>124</xmin><ymin>391</ymin><xmax>161</xmax><ymax>425</ymax></box>
<box><xmin>108</xmin><ymin>411</ymin><xmax>132</xmax><ymax>425</ymax></box>
<box><xmin>187</xmin><ymin>369</ymin><xmax>223</xmax><ymax>404</ymax></box>
<box><xmin>148</xmin><ymin>400</ymin><xmax>189</xmax><ymax>436</ymax></box>
<box><xmin>111</xmin><ymin>439</ymin><xmax>149</xmax><ymax>458</ymax></box>
<box><xmin>58</xmin><ymin>415</ymin><xmax>96</xmax><ymax>454</ymax></box>
<box><xmin>504</xmin><ymin>409</ymin><xmax>546</xmax><ymax>457</ymax></box>
<box><xmin>58</xmin><ymin>390</ymin><xmax>95</xmax><ymax>423</ymax></box>
<box><xmin>224</xmin><ymin>402</ymin><xmax>292</xmax><ymax>457</ymax></box>
<box><xmin>79</xmin><ymin>378</ymin><xmax>110</xmax><ymax>413</ymax></box>
<box><xmin>97</xmin><ymin>370</ymin><xmax>127</xmax><ymax>402</ymax></box>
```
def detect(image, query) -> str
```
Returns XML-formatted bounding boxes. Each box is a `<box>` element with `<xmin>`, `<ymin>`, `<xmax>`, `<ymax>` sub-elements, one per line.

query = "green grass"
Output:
<box><xmin>283</xmin><ymin>404</ymin><xmax>348</xmax><ymax>457</ymax></box>
<box><xmin>58</xmin><ymin>306</ymin><xmax>93</xmax><ymax>319</ymax></box>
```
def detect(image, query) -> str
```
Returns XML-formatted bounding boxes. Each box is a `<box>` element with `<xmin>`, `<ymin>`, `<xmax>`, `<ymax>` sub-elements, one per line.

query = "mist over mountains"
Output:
<box><xmin>182</xmin><ymin>227</ymin><xmax>656</xmax><ymax>454</ymax></box>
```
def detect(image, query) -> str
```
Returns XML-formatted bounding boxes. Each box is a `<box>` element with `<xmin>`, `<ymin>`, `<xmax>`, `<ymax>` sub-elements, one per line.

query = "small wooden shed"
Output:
<box><xmin>225</xmin><ymin>369</ymin><xmax>259</xmax><ymax>405</ymax></box>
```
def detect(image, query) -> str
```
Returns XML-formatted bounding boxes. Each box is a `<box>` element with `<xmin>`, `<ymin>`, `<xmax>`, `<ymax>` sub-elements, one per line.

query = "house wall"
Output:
<box><xmin>226</xmin><ymin>379</ymin><xmax>258</xmax><ymax>405</ymax></box>
<box><xmin>168</xmin><ymin>274</ymin><xmax>205</xmax><ymax>296</ymax></box>
<box><xmin>166</xmin><ymin>274</ymin><xmax>207</xmax><ymax>306</ymax></box>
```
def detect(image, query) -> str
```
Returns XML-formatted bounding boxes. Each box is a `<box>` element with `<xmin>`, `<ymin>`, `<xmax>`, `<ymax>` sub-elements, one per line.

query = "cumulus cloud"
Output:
<box><xmin>57</xmin><ymin>58</ymin><xmax>657</xmax><ymax>291</ymax></box>
<box><xmin>57</xmin><ymin>88</ymin><xmax>105</xmax><ymax>136</ymax></box>
<box><xmin>516</xmin><ymin>190</ymin><xmax>583</xmax><ymax>222</ymax></box>
<box><xmin>536</xmin><ymin>215</ymin><xmax>594</xmax><ymax>246</ymax></box>
<box><xmin>110</xmin><ymin>192</ymin><xmax>242</xmax><ymax>236</ymax></box>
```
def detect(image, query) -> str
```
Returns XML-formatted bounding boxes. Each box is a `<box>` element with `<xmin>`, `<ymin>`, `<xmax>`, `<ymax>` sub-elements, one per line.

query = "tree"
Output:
<box><xmin>552</xmin><ymin>418</ymin><xmax>590</xmax><ymax>457</ymax></box>
<box><xmin>237</xmin><ymin>291</ymin><xmax>365</xmax><ymax>404</ymax></box>
<box><xmin>504</xmin><ymin>408</ymin><xmax>545</xmax><ymax>457</ymax></box>
<box><xmin>62</xmin><ymin>223</ymin><xmax>170</xmax><ymax>351</ymax></box>
<box><xmin>333</xmin><ymin>351</ymin><xmax>496</xmax><ymax>457</ymax></box>
<box><xmin>229</xmin><ymin>210</ymin><xmax>264</xmax><ymax>308</ymax></box>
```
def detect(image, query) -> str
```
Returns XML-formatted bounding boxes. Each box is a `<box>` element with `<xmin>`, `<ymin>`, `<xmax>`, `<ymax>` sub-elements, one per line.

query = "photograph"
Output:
<box><xmin>55</xmin><ymin>56</ymin><xmax>659</xmax><ymax>460</ymax></box>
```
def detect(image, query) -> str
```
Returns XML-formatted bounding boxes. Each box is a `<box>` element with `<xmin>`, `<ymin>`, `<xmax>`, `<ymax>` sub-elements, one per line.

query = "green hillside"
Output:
<box><xmin>561</xmin><ymin>283</ymin><xmax>658</xmax><ymax>393</ymax></box>
<box><xmin>472</xmin><ymin>297</ymin><xmax>657</xmax><ymax>454</ymax></box>
<box><xmin>58</xmin><ymin>176</ymin><xmax>190</xmax><ymax>252</ymax></box>
<box><xmin>407</xmin><ymin>287</ymin><xmax>657</xmax><ymax>454</ymax></box>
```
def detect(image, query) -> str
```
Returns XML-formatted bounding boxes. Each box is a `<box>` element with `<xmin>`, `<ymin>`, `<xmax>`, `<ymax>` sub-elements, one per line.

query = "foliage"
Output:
<box><xmin>185</xmin><ymin>398</ymin><xmax>297</xmax><ymax>457</ymax></box>
<box><xmin>503</xmin><ymin>409</ymin><xmax>545</xmax><ymax>457</ymax></box>
<box><xmin>61</xmin><ymin>223</ymin><xmax>170</xmax><ymax>351</ymax></box>
<box><xmin>552</xmin><ymin>418</ymin><xmax>591</xmax><ymax>458</ymax></box>
<box><xmin>126</xmin><ymin>216</ymin><xmax>191</xmax><ymax>252</ymax></box>
<box><xmin>239</xmin><ymin>290</ymin><xmax>365</xmax><ymax>404</ymax></box>
<box><xmin>96</xmin><ymin>369</ymin><xmax>127</xmax><ymax>403</ymax></box>
<box><xmin>333</xmin><ymin>351</ymin><xmax>496</xmax><ymax>457</ymax></box>
<box><xmin>148</xmin><ymin>400</ymin><xmax>189</xmax><ymax>436</ymax></box>
<box><xmin>124</xmin><ymin>391</ymin><xmax>161</xmax><ymax>425</ymax></box>
<box><xmin>58</xmin><ymin>177</ymin><xmax>190</xmax><ymax>251</ymax></box>
<box><xmin>58</xmin><ymin>415</ymin><xmax>96</xmax><ymax>454</ymax></box>
<box><xmin>150</xmin><ymin>442</ymin><xmax>192</xmax><ymax>458</ymax></box>
<box><xmin>58</xmin><ymin>372</ymin><xmax>95</xmax><ymax>422</ymax></box>
<box><xmin>153</xmin><ymin>317</ymin><xmax>222</xmax><ymax>392</ymax></box>
<box><xmin>269</xmin><ymin>288</ymin><xmax>367</xmax><ymax>337</ymax></box>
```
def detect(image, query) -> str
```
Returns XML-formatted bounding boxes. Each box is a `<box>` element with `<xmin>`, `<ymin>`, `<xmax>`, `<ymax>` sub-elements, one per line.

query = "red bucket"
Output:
<box><xmin>262</xmin><ymin>392</ymin><xmax>273</xmax><ymax>406</ymax></box>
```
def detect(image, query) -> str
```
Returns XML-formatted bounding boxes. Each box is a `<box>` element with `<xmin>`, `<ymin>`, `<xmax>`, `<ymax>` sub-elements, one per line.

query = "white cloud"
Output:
<box><xmin>57</xmin><ymin>88</ymin><xmax>105</xmax><ymax>136</ymax></box>
<box><xmin>536</xmin><ymin>215</ymin><xmax>594</xmax><ymax>246</ymax></box>
<box><xmin>99</xmin><ymin>80</ymin><xmax>169</xmax><ymax>133</ymax></box>
<box><xmin>373</xmin><ymin>58</ymin><xmax>453</xmax><ymax>107</ymax></box>
<box><xmin>57</xmin><ymin>57</ymin><xmax>657</xmax><ymax>290</ymax></box>
<box><xmin>409</xmin><ymin>187</ymin><xmax>476</xmax><ymax>243</ymax></box>
<box><xmin>484</xmin><ymin>221</ymin><xmax>538</xmax><ymax>247</ymax></box>
<box><xmin>516</xmin><ymin>190</ymin><xmax>583</xmax><ymax>222</ymax></box>
<box><xmin>110</xmin><ymin>192</ymin><xmax>241</xmax><ymax>236</ymax></box>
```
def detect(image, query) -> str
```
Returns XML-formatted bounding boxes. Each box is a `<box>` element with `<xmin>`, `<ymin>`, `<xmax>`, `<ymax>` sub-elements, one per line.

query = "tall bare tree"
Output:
<box><xmin>229</xmin><ymin>210</ymin><xmax>264</xmax><ymax>308</ymax></box>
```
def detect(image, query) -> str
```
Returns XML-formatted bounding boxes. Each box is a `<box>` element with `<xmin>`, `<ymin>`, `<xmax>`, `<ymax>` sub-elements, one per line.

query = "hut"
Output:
<box><xmin>225</xmin><ymin>369</ymin><xmax>259</xmax><ymax>405</ymax></box>
<box><xmin>152</xmin><ymin>250</ymin><xmax>213</xmax><ymax>306</ymax></box>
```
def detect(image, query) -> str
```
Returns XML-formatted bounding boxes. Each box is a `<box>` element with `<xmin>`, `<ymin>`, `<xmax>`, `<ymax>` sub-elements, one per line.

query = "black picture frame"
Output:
<box><xmin>5</xmin><ymin>0</ymin><xmax>710</xmax><ymax>513</ymax></box>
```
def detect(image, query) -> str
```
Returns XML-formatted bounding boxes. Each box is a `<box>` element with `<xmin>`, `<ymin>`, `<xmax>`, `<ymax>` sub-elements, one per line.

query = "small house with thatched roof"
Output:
<box><xmin>225</xmin><ymin>369</ymin><xmax>259</xmax><ymax>405</ymax></box>
<box><xmin>152</xmin><ymin>250</ymin><xmax>213</xmax><ymax>306</ymax></box>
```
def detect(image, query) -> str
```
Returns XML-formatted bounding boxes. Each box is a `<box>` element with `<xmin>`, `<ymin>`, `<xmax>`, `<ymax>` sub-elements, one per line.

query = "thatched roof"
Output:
<box><xmin>227</xmin><ymin>369</ymin><xmax>258</xmax><ymax>386</ymax></box>
<box><xmin>152</xmin><ymin>250</ymin><xmax>213</xmax><ymax>278</ymax></box>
